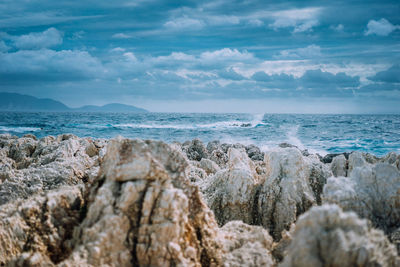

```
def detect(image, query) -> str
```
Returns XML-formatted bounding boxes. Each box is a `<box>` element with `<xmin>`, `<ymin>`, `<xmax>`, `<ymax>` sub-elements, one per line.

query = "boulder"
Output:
<box><xmin>331</xmin><ymin>154</ymin><xmax>347</xmax><ymax>177</ymax></box>
<box><xmin>182</xmin><ymin>139</ymin><xmax>208</xmax><ymax>161</ymax></box>
<box><xmin>203</xmin><ymin>148</ymin><xmax>261</xmax><ymax>226</ymax></box>
<box><xmin>256</xmin><ymin>148</ymin><xmax>317</xmax><ymax>239</ymax></box>
<box><xmin>62</xmin><ymin>138</ymin><xmax>222</xmax><ymax>266</ymax></box>
<box><xmin>220</xmin><ymin>221</ymin><xmax>275</xmax><ymax>267</ymax></box>
<box><xmin>0</xmin><ymin>186</ymin><xmax>85</xmax><ymax>265</ymax></box>
<box><xmin>281</xmin><ymin>204</ymin><xmax>399</xmax><ymax>267</ymax></box>
<box><xmin>0</xmin><ymin>134</ymin><xmax>103</xmax><ymax>205</ymax></box>
<box><xmin>323</xmin><ymin>163</ymin><xmax>400</xmax><ymax>234</ymax></box>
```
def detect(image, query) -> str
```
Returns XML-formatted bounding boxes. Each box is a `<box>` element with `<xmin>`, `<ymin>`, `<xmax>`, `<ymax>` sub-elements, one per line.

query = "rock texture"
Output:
<box><xmin>0</xmin><ymin>134</ymin><xmax>105</xmax><ymax>205</ymax></box>
<box><xmin>64</xmin><ymin>137</ymin><xmax>223</xmax><ymax>266</ymax></box>
<box><xmin>220</xmin><ymin>221</ymin><xmax>275</xmax><ymax>267</ymax></box>
<box><xmin>323</xmin><ymin>162</ymin><xmax>400</xmax><ymax>235</ymax></box>
<box><xmin>202</xmin><ymin>147</ymin><xmax>261</xmax><ymax>226</ymax></box>
<box><xmin>200</xmin><ymin>145</ymin><xmax>332</xmax><ymax>240</ymax></box>
<box><xmin>1</xmin><ymin>135</ymin><xmax>399</xmax><ymax>266</ymax></box>
<box><xmin>257</xmin><ymin>148</ymin><xmax>319</xmax><ymax>239</ymax></box>
<box><xmin>281</xmin><ymin>204</ymin><xmax>399</xmax><ymax>267</ymax></box>
<box><xmin>0</xmin><ymin>185</ymin><xmax>85</xmax><ymax>265</ymax></box>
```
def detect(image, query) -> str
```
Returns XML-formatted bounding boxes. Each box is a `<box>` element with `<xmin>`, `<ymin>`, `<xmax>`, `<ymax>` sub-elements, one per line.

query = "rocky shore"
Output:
<box><xmin>0</xmin><ymin>134</ymin><xmax>399</xmax><ymax>266</ymax></box>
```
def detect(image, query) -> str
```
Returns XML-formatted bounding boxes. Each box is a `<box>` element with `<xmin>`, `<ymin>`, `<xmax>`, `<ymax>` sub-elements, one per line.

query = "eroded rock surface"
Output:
<box><xmin>256</xmin><ymin>148</ymin><xmax>317</xmax><ymax>239</ymax></box>
<box><xmin>281</xmin><ymin>204</ymin><xmax>399</xmax><ymax>267</ymax></box>
<box><xmin>220</xmin><ymin>221</ymin><xmax>275</xmax><ymax>267</ymax></box>
<box><xmin>0</xmin><ymin>186</ymin><xmax>85</xmax><ymax>265</ymax></box>
<box><xmin>63</xmin><ymin>137</ymin><xmax>223</xmax><ymax>266</ymax></box>
<box><xmin>323</xmin><ymin>162</ymin><xmax>400</xmax><ymax>235</ymax></box>
<box><xmin>202</xmin><ymin>147</ymin><xmax>261</xmax><ymax>226</ymax></box>
<box><xmin>202</xmin><ymin>145</ymin><xmax>333</xmax><ymax>240</ymax></box>
<box><xmin>1</xmin><ymin>135</ymin><xmax>399</xmax><ymax>266</ymax></box>
<box><xmin>0</xmin><ymin>134</ymin><xmax>105</xmax><ymax>205</ymax></box>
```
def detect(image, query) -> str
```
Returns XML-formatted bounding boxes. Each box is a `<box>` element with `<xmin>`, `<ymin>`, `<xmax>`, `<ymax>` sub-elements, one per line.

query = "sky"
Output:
<box><xmin>0</xmin><ymin>0</ymin><xmax>399</xmax><ymax>113</ymax></box>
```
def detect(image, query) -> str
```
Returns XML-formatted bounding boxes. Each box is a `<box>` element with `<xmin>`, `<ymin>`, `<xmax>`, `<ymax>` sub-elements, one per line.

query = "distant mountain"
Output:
<box><xmin>0</xmin><ymin>92</ymin><xmax>69</xmax><ymax>111</ymax></box>
<box><xmin>0</xmin><ymin>92</ymin><xmax>148</xmax><ymax>113</ymax></box>
<box><xmin>76</xmin><ymin>103</ymin><xmax>148</xmax><ymax>113</ymax></box>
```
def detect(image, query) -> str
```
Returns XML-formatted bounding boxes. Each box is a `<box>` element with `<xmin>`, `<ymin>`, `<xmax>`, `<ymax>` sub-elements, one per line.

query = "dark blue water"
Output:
<box><xmin>1</xmin><ymin>112</ymin><xmax>399</xmax><ymax>156</ymax></box>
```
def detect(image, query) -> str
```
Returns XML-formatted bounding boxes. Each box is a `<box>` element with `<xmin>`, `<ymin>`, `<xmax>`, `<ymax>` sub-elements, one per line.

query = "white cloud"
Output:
<box><xmin>10</xmin><ymin>27</ymin><xmax>63</xmax><ymax>50</ymax></box>
<box><xmin>331</xmin><ymin>24</ymin><xmax>344</xmax><ymax>32</ymax></box>
<box><xmin>200</xmin><ymin>48</ymin><xmax>254</xmax><ymax>62</ymax></box>
<box><xmin>123</xmin><ymin>52</ymin><xmax>137</xmax><ymax>62</ymax></box>
<box><xmin>0</xmin><ymin>49</ymin><xmax>105</xmax><ymax>80</ymax></box>
<box><xmin>164</xmin><ymin>17</ymin><xmax>205</xmax><ymax>31</ymax></box>
<box><xmin>110</xmin><ymin>47</ymin><xmax>126</xmax><ymax>53</ymax></box>
<box><xmin>112</xmin><ymin>33</ymin><xmax>132</xmax><ymax>39</ymax></box>
<box><xmin>365</xmin><ymin>18</ymin><xmax>400</xmax><ymax>36</ymax></box>
<box><xmin>268</xmin><ymin>7</ymin><xmax>321</xmax><ymax>33</ymax></box>
<box><xmin>275</xmin><ymin>45</ymin><xmax>322</xmax><ymax>59</ymax></box>
<box><xmin>155</xmin><ymin>52</ymin><xmax>196</xmax><ymax>62</ymax></box>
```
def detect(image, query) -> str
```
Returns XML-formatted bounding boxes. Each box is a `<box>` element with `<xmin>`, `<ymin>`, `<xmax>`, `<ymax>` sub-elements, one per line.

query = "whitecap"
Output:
<box><xmin>0</xmin><ymin>126</ymin><xmax>41</xmax><ymax>133</ymax></box>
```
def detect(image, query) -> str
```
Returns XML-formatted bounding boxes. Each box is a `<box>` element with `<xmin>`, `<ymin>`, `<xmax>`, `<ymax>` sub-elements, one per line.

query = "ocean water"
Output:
<box><xmin>1</xmin><ymin>112</ymin><xmax>399</xmax><ymax>156</ymax></box>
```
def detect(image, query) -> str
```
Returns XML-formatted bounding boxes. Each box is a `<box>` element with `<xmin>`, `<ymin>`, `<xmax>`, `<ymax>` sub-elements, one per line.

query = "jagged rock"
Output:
<box><xmin>220</xmin><ymin>221</ymin><xmax>275</xmax><ymax>267</ymax></box>
<box><xmin>208</xmin><ymin>149</ymin><xmax>229</xmax><ymax>168</ymax></box>
<box><xmin>307</xmin><ymin>154</ymin><xmax>332</xmax><ymax>204</ymax></box>
<box><xmin>323</xmin><ymin>163</ymin><xmax>400</xmax><ymax>234</ymax></box>
<box><xmin>199</xmin><ymin>158</ymin><xmax>220</xmax><ymax>175</ymax></box>
<box><xmin>61</xmin><ymin>138</ymin><xmax>222</xmax><ymax>266</ymax></box>
<box><xmin>280</xmin><ymin>204</ymin><xmax>399</xmax><ymax>267</ymax></box>
<box><xmin>245</xmin><ymin>144</ymin><xmax>264</xmax><ymax>161</ymax></box>
<box><xmin>382</xmin><ymin>152</ymin><xmax>400</xmax><ymax>170</ymax></box>
<box><xmin>390</xmin><ymin>227</ymin><xmax>400</xmax><ymax>254</ymax></box>
<box><xmin>1</xmin><ymin>135</ymin><xmax>399</xmax><ymax>266</ymax></box>
<box><xmin>278</xmin><ymin>143</ymin><xmax>297</xmax><ymax>149</ymax></box>
<box><xmin>206</xmin><ymin>141</ymin><xmax>229</xmax><ymax>168</ymax></box>
<box><xmin>320</xmin><ymin>152</ymin><xmax>350</xmax><ymax>164</ymax></box>
<box><xmin>271</xmin><ymin>224</ymin><xmax>295</xmax><ymax>262</ymax></box>
<box><xmin>203</xmin><ymin>148</ymin><xmax>261</xmax><ymax>226</ymax></box>
<box><xmin>347</xmin><ymin>151</ymin><xmax>368</xmax><ymax>174</ymax></box>
<box><xmin>256</xmin><ymin>147</ymin><xmax>317</xmax><ymax>240</ymax></box>
<box><xmin>186</xmin><ymin>164</ymin><xmax>207</xmax><ymax>184</ymax></box>
<box><xmin>0</xmin><ymin>134</ymin><xmax>103</xmax><ymax>205</ymax></box>
<box><xmin>203</xmin><ymin>146</ymin><xmax>332</xmax><ymax>239</ymax></box>
<box><xmin>182</xmin><ymin>138</ymin><xmax>208</xmax><ymax>161</ymax></box>
<box><xmin>207</xmin><ymin>140</ymin><xmax>221</xmax><ymax>154</ymax></box>
<box><xmin>331</xmin><ymin>154</ymin><xmax>347</xmax><ymax>177</ymax></box>
<box><xmin>0</xmin><ymin>186</ymin><xmax>85</xmax><ymax>265</ymax></box>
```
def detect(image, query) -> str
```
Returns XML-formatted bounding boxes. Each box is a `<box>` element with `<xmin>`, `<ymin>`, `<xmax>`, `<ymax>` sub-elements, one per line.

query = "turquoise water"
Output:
<box><xmin>1</xmin><ymin>112</ymin><xmax>399</xmax><ymax>156</ymax></box>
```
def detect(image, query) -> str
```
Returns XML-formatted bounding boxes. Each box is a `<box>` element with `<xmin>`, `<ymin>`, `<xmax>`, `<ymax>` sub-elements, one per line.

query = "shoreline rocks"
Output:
<box><xmin>0</xmin><ymin>134</ymin><xmax>399</xmax><ymax>266</ymax></box>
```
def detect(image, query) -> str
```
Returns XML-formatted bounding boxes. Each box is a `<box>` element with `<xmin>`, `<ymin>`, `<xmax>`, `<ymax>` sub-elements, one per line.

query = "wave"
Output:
<box><xmin>0</xmin><ymin>126</ymin><xmax>41</xmax><ymax>133</ymax></box>
<box><xmin>105</xmin><ymin>118</ymin><xmax>269</xmax><ymax>130</ymax></box>
<box><xmin>113</xmin><ymin>123</ymin><xmax>197</xmax><ymax>130</ymax></box>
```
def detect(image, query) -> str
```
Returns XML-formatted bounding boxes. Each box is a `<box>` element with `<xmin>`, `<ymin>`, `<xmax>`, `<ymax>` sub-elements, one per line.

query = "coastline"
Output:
<box><xmin>0</xmin><ymin>133</ymin><xmax>399</xmax><ymax>265</ymax></box>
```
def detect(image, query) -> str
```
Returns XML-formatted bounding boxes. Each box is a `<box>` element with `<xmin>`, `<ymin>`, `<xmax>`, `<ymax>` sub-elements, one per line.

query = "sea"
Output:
<box><xmin>1</xmin><ymin>112</ymin><xmax>399</xmax><ymax>156</ymax></box>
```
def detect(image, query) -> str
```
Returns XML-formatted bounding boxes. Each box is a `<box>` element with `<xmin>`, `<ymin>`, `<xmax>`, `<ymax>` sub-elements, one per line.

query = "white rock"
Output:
<box><xmin>220</xmin><ymin>221</ymin><xmax>275</xmax><ymax>267</ymax></box>
<box><xmin>257</xmin><ymin>147</ymin><xmax>316</xmax><ymax>239</ymax></box>
<box><xmin>323</xmin><ymin>162</ymin><xmax>400</xmax><ymax>234</ymax></box>
<box><xmin>203</xmin><ymin>148</ymin><xmax>261</xmax><ymax>225</ymax></box>
<box><xmin>280</xmin><ymin>204</ymin><xmax>399</xmax><ymax>267</ymax></box>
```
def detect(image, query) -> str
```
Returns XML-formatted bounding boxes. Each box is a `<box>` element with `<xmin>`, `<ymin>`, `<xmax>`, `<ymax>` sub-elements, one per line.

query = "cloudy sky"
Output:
<box><xmin>0</xmin><ymin>0</ymin><xmax>399</xmax><ymax>113</ymax></box>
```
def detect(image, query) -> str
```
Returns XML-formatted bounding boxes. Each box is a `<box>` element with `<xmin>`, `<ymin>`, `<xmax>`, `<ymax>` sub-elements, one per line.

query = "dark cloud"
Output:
<box><xmin>0</xmin><ymin>49</ymin><xmax>105</xmax><ymax>84</ymax></box>
<box><xmin>299</xmin><ymin>69</ymin><xmax>360</xmax><ymax>90</ymax></box>
<box><xmin>0</xmin><ymin>0</ymin><xmax>399</xmax><ymax>111</ymax></box>
<box><xmin>368</xmin><ymin>64</ymin><xmax>400</xmax><ymax>83</ymax></box>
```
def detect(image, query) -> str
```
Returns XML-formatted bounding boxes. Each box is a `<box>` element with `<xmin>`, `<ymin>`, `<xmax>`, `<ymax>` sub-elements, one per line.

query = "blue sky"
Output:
<box><xmin>0</xmin><ymin>0</ymin><xmax>399</xmax><ymax>113</ymax></box>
